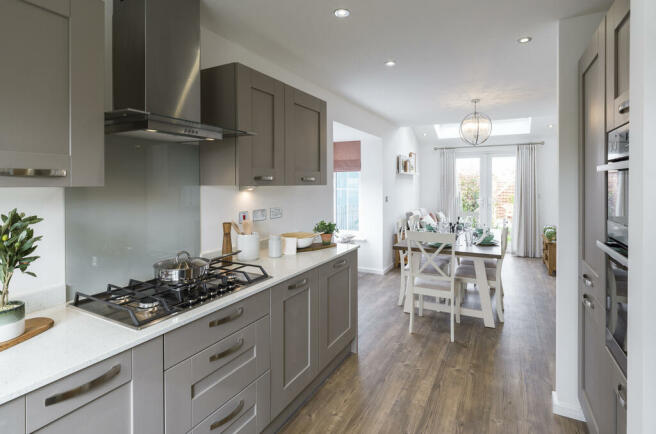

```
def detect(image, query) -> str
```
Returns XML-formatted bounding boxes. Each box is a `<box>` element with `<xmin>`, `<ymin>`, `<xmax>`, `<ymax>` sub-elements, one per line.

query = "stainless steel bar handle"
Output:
<box><xmin>44</xmin><ymin>364</ymin><xmax>121</xmax><ymax>406</ymax></box>
<box><xmin>0</xmin><ymin>168</ymin><xmax>67</xmax><ymax>177</ymax></box>
<box><xmin>618</xmin><ymin>100</ymin><xmax>630</xmax><ymax>114</ymax></box>
<box><xmin>582</xmin><ymin>294</ymin><xmax>594</xmax><ymax>310</ymax></box>
<box><xmin>254</xmin><ymin>175</ymin><xmax>274</xmax><ymax>181</ymax></box>
<box><xmin>209</xmin><ymin>307</ymin><xmax>244</xmax><ymax>327</ymax></box>
<box><xmin>288</xmin><ymin>278</ymin><xmax>309</xmax><ymax>290</ymax></box>
<box><xmin>333</xmin><ymin>259</ymin><xmax>347</xmax><ymax>269</ymax></box>
<box><xmin>210</xmin><ymin>400</ymin><xmax>244</xmax><ymax>430</ymax></box>
<box><xmin>582</xmin><ymin>274</ymin><xmax>593</xmax><ymax>287</ymax></box>
<box><xmin>301</xmin><ymin>176</ymin><xmax>316</xmax><ymax>182</ymax></box>
<box><xmin>209</xmin><ymin>338</ymin><xmax>244</xmax><ymax>362</ymax></box>
<box><xmin>616</xmin><ymin>384</ymin><xmax>627</xmax><ymax>409</ymax></box>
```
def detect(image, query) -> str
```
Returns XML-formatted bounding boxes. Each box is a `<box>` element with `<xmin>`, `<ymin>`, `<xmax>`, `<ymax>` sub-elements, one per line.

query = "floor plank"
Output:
<box><xmin>280</xmin><ymin>256</ymin><xmax>587</xmax><ymax>434</ymax></box>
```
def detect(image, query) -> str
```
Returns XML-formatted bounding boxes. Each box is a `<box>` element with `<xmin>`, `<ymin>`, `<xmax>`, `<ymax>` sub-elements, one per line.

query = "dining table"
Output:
<box><xmin>393</xmin><ymin>238</ymin><xmax>502</xmax><ymax>328</ymax></box>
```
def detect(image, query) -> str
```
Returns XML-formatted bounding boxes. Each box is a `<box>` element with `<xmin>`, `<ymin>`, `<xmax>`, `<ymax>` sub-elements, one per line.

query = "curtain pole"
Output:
<box><xmin>433</xmin><ymin>141</ymin><xmax>545</xmax><ymax>151</ymax></box>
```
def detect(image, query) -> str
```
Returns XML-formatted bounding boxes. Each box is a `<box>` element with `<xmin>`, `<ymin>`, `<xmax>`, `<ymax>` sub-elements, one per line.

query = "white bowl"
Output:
<box><xmin>297</xmin><ymin>237</ymin><xmax>314</xmax><ymax>249</ymax></box>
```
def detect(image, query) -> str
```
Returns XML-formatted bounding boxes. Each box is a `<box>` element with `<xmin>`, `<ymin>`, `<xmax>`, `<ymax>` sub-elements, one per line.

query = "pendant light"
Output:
<box><xmin>459</xmin><ymin>98</ymin><xmax>492</xmax><ymax>146</ymax></box>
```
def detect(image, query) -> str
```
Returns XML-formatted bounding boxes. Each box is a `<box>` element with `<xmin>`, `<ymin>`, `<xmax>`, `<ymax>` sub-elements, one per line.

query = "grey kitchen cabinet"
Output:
<box><xmin>606</xmin><ymin>0</ymin><xmax>630</xmax><ymax>131</ymax></box>
<box><xmin>201</xmin><ymin>63</ymin><xmax>286</xmax><ymax>186</ymax></box>
<box><xmin>270</xmin><ymin>270</ymin><xmax>320</xmax><ymax>418</ymax></box>
<box><xmin>164</xmin><ymin>316</ymin><xmax>270</xmax><ymax>434</ymax></box>
<box><xmin>284</xmin><ymin>85</ymin><xmax>327</xmax><ymax>185</ymax></box>
<box><xmin>0</xmin><ymin>0</ymin><xmax>104</xmax><ymax>187</ymax></box>
<box><xmin>318</xmin><ymin>251</ymin><xmax>358</xmax><ymax>370</ymax></box>
<box><xmin>0</xmin><ymin>396</ymin><xmax>25</xmax><ymax>434</ymax></box>
<box><xmin>607</xmin><ymin>350</ymin><xmax>627</xmax><ymax>434</ymax></box>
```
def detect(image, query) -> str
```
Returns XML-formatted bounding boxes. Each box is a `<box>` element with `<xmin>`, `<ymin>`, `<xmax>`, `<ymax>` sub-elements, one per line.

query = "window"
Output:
<box><xmin>334</xmin><ymin>171</ymin><xmax>360</xmax><ymax>231</ymax></box>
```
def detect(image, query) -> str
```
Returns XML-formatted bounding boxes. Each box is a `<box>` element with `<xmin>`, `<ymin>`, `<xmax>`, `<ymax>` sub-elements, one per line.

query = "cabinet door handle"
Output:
<box><xmin>209</xmin><ymin>307</ymin><xmax>244</xmax><ymax>327</ymax></box>
<box><xmin>210</xmin><ymin>400</ymin><xmax>244</xmax><ymax>430</ymax></box>
<box><xmin>301</xmin><ymin>176</ymin><xmax>316</xmax><ymax>182</ymax></box>
<box><xmin>618</xmin><ymin>100</ymin><xmax>630</xmax><ymax>114</ymax></box>
<box><xmin>0</xmin><ymin>168</ymin><xmax>67</xmax><ymax>178</ymax></box>
<box><xmin>616</xmin><ymin>384</ymin><xmax>627</xmax><ymax>409</ymax></box>
<box><xmin>288</xmin><ymin>278</ymin><xmax>308</xmax><ymax>290</ymax></box>
<box><xmin>209</xmin><ymin>338</ymin><xmax>244</xmax><ymax>362</ymax></box>
<box><xmin>333</xmin><ymin>259</ymin><xmax>347</xmax><ymax>269</ymax></box>
<box><xmin>254</xmin><ymin>175</ymin><xmax>274</xmax><ymax>181</ymax></box>
<box><xmin>582</xmin><ymin>294</ymin><xmax>594</xmax><ymax>310</ymax></box>
<box><xmin>582</xmin><ymin>274</ymin><xmax>593</xmax><ymax>287</ymax></box>
<box><xmin>44</xmin><ymin>364</ymin><xmax>121</xmax><ymax>406</ymax></box>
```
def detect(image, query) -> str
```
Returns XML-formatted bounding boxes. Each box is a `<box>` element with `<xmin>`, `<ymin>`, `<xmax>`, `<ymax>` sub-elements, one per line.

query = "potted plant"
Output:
<box><xmin>313</xmin><ymin>220</ymin><xmax>338</xmax><ymax>245</ymax></box>
<box><xmin>0</xmin><ymin>209</ymin><xmax>43</xmax><ymax>342</ymax></box>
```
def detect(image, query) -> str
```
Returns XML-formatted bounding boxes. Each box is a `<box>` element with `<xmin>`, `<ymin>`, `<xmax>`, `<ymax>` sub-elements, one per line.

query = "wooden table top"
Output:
<box><xmin>393</xmin><ymin>239</ymin><xmax>502</xmax><ymax>259</ymax></box>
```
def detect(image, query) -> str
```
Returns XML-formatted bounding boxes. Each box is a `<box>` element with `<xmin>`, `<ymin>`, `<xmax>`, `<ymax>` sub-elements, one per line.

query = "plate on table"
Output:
<box><xmin>477</xmin><ymin>240</ymin><xmax>499</xmax><ymax>246</ymax></box>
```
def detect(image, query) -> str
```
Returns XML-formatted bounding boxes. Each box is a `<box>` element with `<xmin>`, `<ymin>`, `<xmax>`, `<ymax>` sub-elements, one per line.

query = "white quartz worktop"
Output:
<box><xmin>0</xmin><ymin>243</ymin><xmax>358</xmax><ymax>405</ymax></box>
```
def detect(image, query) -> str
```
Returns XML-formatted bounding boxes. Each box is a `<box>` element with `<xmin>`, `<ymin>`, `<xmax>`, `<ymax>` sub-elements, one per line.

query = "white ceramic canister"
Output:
<box><xmin>237</xmin><ymin>232</ymin><xmax>260</xmax><ymax>261</ymax></box>
<box><xmin>268</xmin><ymin>234</ymin><xmax>282</xmax><ymax>258</ymax></box>
<box><xmin>282</xmin><ymin>236</ymin><xmax>297</xmax><ymax>255</ymax></box>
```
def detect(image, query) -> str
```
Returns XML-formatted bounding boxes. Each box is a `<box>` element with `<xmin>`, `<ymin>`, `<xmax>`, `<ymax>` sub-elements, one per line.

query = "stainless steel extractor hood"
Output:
<box><xmin>106</xmin><ymin>0</ymin><xmax>248</xmax><ymax>142</ymax></box>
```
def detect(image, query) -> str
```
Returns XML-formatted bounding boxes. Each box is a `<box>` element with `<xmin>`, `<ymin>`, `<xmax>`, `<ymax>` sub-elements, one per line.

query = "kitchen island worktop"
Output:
<box><xmin>0</xmin><ymin>243</ymin><xmax>358</xmax><ymax>406</ymax></box>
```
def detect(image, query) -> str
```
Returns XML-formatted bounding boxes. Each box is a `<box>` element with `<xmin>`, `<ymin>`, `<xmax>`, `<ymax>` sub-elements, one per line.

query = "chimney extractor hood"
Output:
<box><xmin>105</xmin><ymin>0</ymin><xmax>251</xmax><ymax>142</ymax></box>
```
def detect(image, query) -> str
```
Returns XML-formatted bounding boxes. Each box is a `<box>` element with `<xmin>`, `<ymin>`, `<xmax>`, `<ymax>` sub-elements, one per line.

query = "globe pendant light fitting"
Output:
<box><xmin>459</xmin><ymin>98</ymin><xmax>492</xmax><ymax>146</ymax></box>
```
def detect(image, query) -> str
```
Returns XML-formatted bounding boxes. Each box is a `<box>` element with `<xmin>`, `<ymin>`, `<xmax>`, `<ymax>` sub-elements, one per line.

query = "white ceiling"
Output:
<box><xmin>201</xmin><ymin>0</ymin><xmax>610</xmax><ymax>138</ymax></box>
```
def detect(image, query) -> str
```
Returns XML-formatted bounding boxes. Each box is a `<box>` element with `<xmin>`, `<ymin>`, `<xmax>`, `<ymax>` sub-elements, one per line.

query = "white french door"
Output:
<box><xmin>455</xmin><ymin>152</ymin><xmax>516</xmax><ymax>229</ymax></box>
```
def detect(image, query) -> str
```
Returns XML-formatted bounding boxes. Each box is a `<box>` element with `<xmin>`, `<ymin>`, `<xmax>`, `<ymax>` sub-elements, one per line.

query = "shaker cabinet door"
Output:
<box><xmin>606</xmin><ymin>0</ymin><xmax>630</xmax><ymax>131</ymax></box>
<box><xmin>270</xmin><ymin>270</ymin><xmax>319</xmax><ymax>418</ymax></box>
<box><xmin>318</xmin><ymin>252</ymin><xmax>357</xmax><ymax>370</ymax></box>
<box><xmin>236</xmin><ymin>64</ymin><xmax>286</xmax><ymax>186</ymax></box>
<box><xmin>284</xmin><ymin>85</ymin><xmax>327</xmax><ymax>185</ymax></box>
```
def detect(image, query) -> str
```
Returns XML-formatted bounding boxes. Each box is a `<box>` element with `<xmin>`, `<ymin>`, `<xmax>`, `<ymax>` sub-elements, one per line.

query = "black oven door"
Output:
<box><xmin>607</xmin><ymin>168</ymin><xmax>628</xmax><ymax>246</ymax></box>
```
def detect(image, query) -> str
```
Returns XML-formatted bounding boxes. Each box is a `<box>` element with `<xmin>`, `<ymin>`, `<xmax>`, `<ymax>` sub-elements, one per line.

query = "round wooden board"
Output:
<box><xmin>0</xmin><ymin>317</ymin><xmax>54</xmax><ymax>352</ymax></box>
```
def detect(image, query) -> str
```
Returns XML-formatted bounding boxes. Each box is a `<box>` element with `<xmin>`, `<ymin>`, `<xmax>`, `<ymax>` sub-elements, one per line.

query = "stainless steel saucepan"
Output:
<box><xmin>153</xmin><ymin>251</ymin><xmax>210</xmax><ymax>283</ymax></box>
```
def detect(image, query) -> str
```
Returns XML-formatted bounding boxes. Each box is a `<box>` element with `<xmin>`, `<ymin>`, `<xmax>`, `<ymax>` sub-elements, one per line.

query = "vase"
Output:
<box><xmin>320</xmin><ymin>233</ymin><xmax>333</xmax><ymax>245</ymax></box>
<box><xmin>0</xmin><ymin>300</ymin><xmax>25</xmax><ymax>343</ymax></box>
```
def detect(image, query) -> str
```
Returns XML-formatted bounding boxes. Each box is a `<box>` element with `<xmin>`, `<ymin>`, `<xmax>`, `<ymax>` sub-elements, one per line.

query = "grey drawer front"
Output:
<box><xmin>166</xmin><ymin>316</ymin><xmax>270</xmax><ymax>433</ymax></box>
<box><xmin>165</xmin><ymin>290</ymin><xmax>270</xmax><ymax>369</ymax></box>
<box><xmin>192</xmin><ymin>372</ymin><xmax>269</xmax><ymax>434</ymax></box>
<box><xmin>26</xmin><ymin>350</ymin><xmax>132</xmax><ymax>432</ymax></box>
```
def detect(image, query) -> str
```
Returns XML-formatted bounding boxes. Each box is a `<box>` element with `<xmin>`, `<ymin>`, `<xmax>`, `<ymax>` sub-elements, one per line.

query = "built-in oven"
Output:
<box><xmin>600</xmin><ymin>124</ymin><xmax>629</xmax><ymax>247</ymax></box>
<box><xmin>597</xmin><ymin>241</ymin><xmax>628</xmax><ymax>376</ymax></box>
<box><xmin>607</xmin><ymin>123</ymin><xmax>629</xmax><ymax>162</ymax></box>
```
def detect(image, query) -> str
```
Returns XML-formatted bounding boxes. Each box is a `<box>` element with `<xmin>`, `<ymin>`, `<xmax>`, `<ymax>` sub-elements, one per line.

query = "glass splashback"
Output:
<box><xmin>65</xmin><ymin>136</ymin><xmax>200</xmax><ymax>300</ymax></box>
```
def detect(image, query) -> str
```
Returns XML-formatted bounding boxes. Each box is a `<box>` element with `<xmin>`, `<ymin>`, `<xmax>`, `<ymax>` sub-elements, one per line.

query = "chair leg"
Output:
<box><xmin>419</xmin><ymin>295</ymin><xmax>424</xmax><ymax>317</ymax></box>
<box><xmin>408</xmin><ymin>285</ymin><xmax>415</xmax><ymax>334</ymax></box>
<box><xmin>397</xmin><ymin>271</ymin><xmax>407</xmax><ymax>306</ymax></box>
<box><xmin>450</xmin><ymin>296</ymin><xmax>455</xmax><ymax>342</ymax></box>
<box><xmin>456</xmin><ymin>283</ymin><xmax>461</xmax><ymax>324</ymax></box>
<box><xmin>496</xmin><ymin>280</ymin><xmax>505</xmax><ymax>323</ymax></box>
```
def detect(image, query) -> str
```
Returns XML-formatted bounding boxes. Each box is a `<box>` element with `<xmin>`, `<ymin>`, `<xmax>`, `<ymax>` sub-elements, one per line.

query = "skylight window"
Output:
<box><xmin>434</xmin><ymin>117</ymin><xmax>532</xmax><ymax>139</ymax></box>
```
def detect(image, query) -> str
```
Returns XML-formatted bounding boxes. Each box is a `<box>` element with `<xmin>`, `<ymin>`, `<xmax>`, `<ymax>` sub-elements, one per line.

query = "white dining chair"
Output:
<box><xmin>406</xmin><ymin>231</ymin><xmax>458</xmax><ymax>342</ymax></box>
<box><xmin>396</xmin><ymin>218</ymin><xmax>409</xmax><ymax>306</ymax></box>
<box><xmin>408</xmin><ymin>214</ymin><xmax>422</xmax><ymax>231</ymax></box>
<box><xmin>454</xmin><ymin>225</ymin><xmax>509</xmax><ymax>322</ymax></box>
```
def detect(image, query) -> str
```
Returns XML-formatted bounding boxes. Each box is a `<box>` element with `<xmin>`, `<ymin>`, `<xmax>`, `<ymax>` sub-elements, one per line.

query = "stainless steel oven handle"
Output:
<box><xmin>616</xmin><ymin>384</ymin><xmax>627</xmax><ymax>409</ymax></box>
<box><xmin>596</xmin><ymin>240</ymin><xmax>629</xmax><ymax>267</ymax></box>
<box><xmin>44</xmin><ymin>364</ymin><xmax>121</xmax><ymax>406</ymax></box>
<box><xmin>582</xmin><ymin>294</ymin><xmax>594</xmax><ymax>310</ymax></box>
<box><xmin>210</xmin><ymin>400</ymin><xmax>244</xmax><ymax>430</ymax></box>
<box><xmin>209</xmin><ymin>307</ymin><xmax>244</xmax><ymax>328</ymax></box>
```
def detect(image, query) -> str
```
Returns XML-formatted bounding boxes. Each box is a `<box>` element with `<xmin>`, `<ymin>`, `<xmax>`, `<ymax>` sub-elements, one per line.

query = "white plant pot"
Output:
<box><xmin>0</xmin><ymin>300</ymin><xmax>26</xmax><ymax>343</ymax></box>
<box><xmin>0</xmin><ymin>317</ymin><xmax>25</xmax><ymax>342</ymax></box>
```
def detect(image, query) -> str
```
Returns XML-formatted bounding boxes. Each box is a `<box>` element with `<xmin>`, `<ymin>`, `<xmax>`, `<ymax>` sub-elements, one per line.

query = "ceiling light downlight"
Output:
<box><xmin>459</xmin><ymin>99</ymin><xmax>492</xmax><ymax>146</ymax></box>
<box><xmin>517</xmin><ymin>36</ymin><xmax>532</xmax><ymax>44</ymax></box>
<box><xmin>385</xmin><ymin>60</ymin><xmax>396</xmax><ymax>67</ymax></box>
<box><xmin>334</xmin><ymin>8</ymin><xmax>350</xmax><ymax>18</ymax></box>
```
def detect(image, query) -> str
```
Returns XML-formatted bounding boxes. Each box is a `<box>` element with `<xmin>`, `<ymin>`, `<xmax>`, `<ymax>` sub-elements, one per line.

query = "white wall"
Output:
<box><xmin>332</xmin><ymin>122</ymin><xmax>384</xmax><ymax>274</ymax></box>
<box><xmin>553</xmin><ymin>11</ymin><xmax>605</xmax><ymax>420</ymax></box>
<box><xmin>200</xmin><ymin>28</ymin><xmax>418</xmax><ymax>273</ymax></box>
<box><xmin>627</xmin><ymin>0</ymin><xmax>656</xmax><ymax>431</ymax></box>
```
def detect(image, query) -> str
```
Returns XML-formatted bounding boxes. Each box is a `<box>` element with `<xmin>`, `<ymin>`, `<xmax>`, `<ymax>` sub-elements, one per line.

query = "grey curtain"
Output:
<box><xmin>438</xmin><ymin>149</ymin><xmax>460</xmax><ymax>221</ymax></box>
<box><xmin>512</xmin><ymin>144</ymin><xmax>540</xmax><ymax>257</ymax></box>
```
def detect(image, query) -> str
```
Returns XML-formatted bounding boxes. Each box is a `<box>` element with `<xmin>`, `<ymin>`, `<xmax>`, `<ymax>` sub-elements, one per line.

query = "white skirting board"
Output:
<box><xmin>552</xmin><ymin>391</ymin><xmax>586</xmax><ymax>421</ymax></box>
<box><xmin>357</xmin><ymin>266</ymin><xmax>386</xmax><ymax>275</ymax></box>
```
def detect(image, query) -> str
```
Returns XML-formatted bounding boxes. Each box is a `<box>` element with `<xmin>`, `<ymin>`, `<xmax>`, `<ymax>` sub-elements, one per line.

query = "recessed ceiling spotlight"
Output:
<box><xmin>334</xmin><ymin>8</ymin><xmax>350</xmax><ymax>18</ymax></box>
<box><xmin>548</xmin><ymin>124</ymin><xmax>554</xmax><ymax>128</ymax></box>
<box><xmin>385</xmin><ymin>60</ymin><xmax>396</xmax><ymax>67</ymax></box>
<box><xmin>423</xmin><ymin>133</ymin><xmax>428</xmax><ymax>137</ymax></box>
<box><xmin>517</xmin><ymin>36</ymin><xmax>532</xmax><ymax>44</ymax></box>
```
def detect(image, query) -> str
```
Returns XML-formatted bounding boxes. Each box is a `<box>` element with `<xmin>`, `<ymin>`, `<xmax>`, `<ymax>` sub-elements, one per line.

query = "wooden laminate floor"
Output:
<box><xmin>280</xmin><ymin>256</ymin><xmax>587</xmax><ymax>434</ymax></box>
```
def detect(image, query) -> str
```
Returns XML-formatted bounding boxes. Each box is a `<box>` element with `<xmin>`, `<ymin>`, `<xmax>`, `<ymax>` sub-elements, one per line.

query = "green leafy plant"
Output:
<box><xmin>0</xmin><ymin>209</ymin><xmax>43</xmax><ymax>308</ymax></box>
<box><xmin>313</xmin><ymin>220</ymin><xmax>338</xmax><ymax>234</ymax></box>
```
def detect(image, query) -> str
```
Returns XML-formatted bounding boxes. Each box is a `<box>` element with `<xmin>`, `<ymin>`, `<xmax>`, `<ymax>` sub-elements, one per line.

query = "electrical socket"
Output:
<box><xmin>238</xmin><ymin>211</ymin><xmax>249</xmax><ymax>222</ymax></box>
<box><xmin>270</xmin><ymin>207</ymin><xmax>282</xmax><ymax>219</ymax></box>
<box><xmin>253</xmin><ymin>209</ymin><xmax>266</xmax><ymax>222</ymax></box>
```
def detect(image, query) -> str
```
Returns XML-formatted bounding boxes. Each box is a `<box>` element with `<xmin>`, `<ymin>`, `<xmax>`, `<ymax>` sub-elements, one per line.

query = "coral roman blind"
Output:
<box><xmin>333</xmin><ymin>141</ymin><xmax>361</xmax><ymax>172</ymax></box>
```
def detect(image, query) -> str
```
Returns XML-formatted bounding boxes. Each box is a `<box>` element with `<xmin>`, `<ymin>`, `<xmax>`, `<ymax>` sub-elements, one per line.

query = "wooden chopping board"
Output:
<box><xmin>0</xmin><ymin>317</ymin><xmax>54</xmax><ymax>352</ymax></box>
<box><xmin>297</xmin><ymin>243</ymin><xmax>337</xmax><ymax>253</ymax></box>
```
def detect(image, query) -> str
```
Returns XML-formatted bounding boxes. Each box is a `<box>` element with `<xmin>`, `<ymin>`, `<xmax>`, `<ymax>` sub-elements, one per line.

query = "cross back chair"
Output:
<box><xmin>406</xmin><ymin>230</ymin><xmax>458</xmax><ymax>342</ymax></box>
<box><xmin>396</xmin><ymin>218</ymin><xmax>409</xmax><ymax>306</ymax></box>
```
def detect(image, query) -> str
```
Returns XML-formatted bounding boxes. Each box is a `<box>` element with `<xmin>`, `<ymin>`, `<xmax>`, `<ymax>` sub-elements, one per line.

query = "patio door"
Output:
<box><xmin>455</xmin><ymin>153</ymin><xmax>516</xmax><ymax>229</ymax></box>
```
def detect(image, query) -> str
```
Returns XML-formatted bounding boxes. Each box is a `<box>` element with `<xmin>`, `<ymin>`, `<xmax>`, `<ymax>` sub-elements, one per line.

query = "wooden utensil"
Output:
<box><xmin>242</xmin><ymin>220</ymin><xmax>253</xmax><ymax>235</ymax></box>
<box><xmin>231</xmin><ymin>220</ymin><xmax>243</xmax><ymax>235</ymax></box>
<box><xmin>222</xmin><ymin>222</ymin><xmax>233</xmax><ymax>262</ymax></box>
